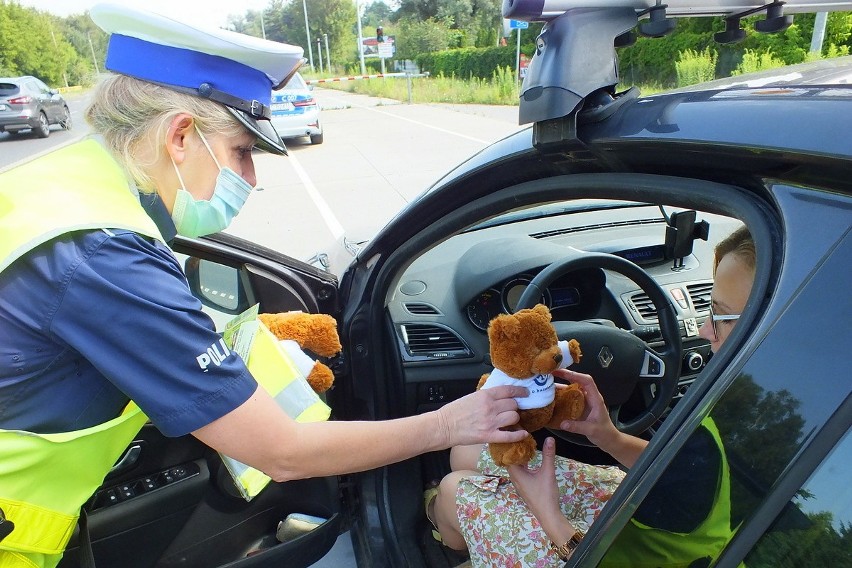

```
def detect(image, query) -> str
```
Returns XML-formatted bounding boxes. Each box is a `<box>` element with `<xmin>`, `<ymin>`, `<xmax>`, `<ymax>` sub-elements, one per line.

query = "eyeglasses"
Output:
<box><xmin>708</xmin><ymin>304</ymin><xmax>740</xmax><ymax>341</ymax></box>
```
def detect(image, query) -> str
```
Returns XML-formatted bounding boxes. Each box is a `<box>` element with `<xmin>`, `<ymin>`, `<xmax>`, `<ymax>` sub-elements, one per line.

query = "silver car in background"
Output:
<box><xmin>0</xmin><ymin>76</ymin><xmax>71</xmax><ymax>138</ymax></box>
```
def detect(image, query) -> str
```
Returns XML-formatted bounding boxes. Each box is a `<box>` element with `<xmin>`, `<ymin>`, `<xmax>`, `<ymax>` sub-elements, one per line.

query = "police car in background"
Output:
<box><xmin>57</xmin><ymin>1</ymin><xmax>852</xmax><ymax>567</ymax></box>
<box><xmin>269</xmin><ymin>72</ymin><xmax>324</xmax><ymax>145</ymax></box>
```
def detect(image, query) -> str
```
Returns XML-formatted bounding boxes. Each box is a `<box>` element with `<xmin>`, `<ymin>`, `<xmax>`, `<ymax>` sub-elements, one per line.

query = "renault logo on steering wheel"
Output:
<box><xmin>598</xmin><ymin>346</ymin><xmax>614</xmax><ymax>369</ymax></box>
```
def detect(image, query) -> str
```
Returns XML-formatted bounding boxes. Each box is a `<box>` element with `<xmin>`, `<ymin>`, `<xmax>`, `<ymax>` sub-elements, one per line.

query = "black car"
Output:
<box><xmin>57</xmin><ymin>1</ymin><xmax>851</xmax><ymax>567</ymax></box>
<box><xmin>0</xmin><ymin>75</ymin><xmax>71</xmax><ymax>138</ymax></box>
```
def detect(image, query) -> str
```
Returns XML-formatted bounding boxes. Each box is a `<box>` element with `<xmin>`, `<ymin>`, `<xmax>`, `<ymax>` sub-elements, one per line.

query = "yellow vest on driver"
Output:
<box><xmin>599</xmin><ymin>418</ymin><xmax>737</xmax><ymax>568</ymax></box>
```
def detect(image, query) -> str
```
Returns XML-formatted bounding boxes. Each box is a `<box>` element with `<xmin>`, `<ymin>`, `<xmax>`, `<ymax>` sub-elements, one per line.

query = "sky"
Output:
<box><xmin>13</xmin><ymin>0</ymin><xmax>274</xmax><ymax>29</ymax></box>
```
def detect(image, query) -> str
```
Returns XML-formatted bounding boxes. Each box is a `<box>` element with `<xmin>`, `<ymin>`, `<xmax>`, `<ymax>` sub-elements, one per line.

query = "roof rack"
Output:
<box><xmin>502</xmin><ymin>0</ymin><xmax>851</xmax><ymax>132</ymax></box>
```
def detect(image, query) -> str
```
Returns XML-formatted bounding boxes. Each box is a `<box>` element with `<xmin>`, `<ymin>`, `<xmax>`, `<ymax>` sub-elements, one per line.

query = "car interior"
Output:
<box><xmin>367</xmin><ymin>182</ymin><xmax>763</xmax><ymax>567</ymax></box>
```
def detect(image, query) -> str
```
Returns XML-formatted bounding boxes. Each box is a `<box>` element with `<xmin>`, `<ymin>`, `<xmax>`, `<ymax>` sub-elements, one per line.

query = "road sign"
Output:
<box><xmin>509</xmin><ymin>19</ymin><xmax>529</xmax><ymax>29</ymax></box>
<box><xmin>378</xmin><ymin>42</ymin><xmax>394</xmax><ymax>59</ymax></box>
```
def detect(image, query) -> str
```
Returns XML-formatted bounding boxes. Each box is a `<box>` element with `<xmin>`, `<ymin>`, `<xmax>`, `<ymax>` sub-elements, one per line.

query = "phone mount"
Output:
<box><xmin>664</xmin><ymin>210</ymin><xmax>709</xmax><ymax>269</ymax></box>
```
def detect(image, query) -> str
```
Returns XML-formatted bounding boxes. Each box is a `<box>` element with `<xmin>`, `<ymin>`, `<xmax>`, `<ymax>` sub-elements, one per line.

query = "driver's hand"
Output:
<box><xmin>553</xmin><ymin>369</ymin><xmax>620</xmax><ymax>449</ymax></box>
<box><xmin>554</xmin><ymin>369</ymin><xmax>648</xmax><ymax>467</ymax></box>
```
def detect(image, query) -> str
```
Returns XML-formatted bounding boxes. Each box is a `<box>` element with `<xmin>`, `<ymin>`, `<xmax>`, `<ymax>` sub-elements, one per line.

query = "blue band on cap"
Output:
<box><xmin>105</xmin><ymin>34</ymin><xmax>272</xmax><ymax>110</ymax></box>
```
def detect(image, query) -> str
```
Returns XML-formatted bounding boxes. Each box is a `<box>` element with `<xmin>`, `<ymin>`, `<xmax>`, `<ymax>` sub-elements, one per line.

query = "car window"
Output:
<box><xmin>0</xmin><ymin>82</ymin><xmax>20</xmax><ymax>96</ymax></box>
<box><xmin>744</xmin><ymin>428</ymin><xmax>852</xmax><ymax>566</ymax></box>
<box><xmin>34</xmin><ymin>80</ymin><xmax>50</xmax><ymax>94</ymax></box>
<box><xmin>283</xmin><ymin>73</ymin><xmax>307</xmax><ymax>91</ymax></box>
<box><xmin>599</xmin><ymin>229</ymin><xmax>851</xmax><ymax>566</ymax></box>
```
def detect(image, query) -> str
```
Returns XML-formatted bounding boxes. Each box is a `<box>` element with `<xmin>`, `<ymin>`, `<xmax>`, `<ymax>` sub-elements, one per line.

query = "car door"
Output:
<box><xmin>28</xmin><ymin>80</ymin><xmax>52</xmax><ymax>122</ymax></box>
<box><xmin>58</xmin><ymin>232</ymin><xmax>346</xmax><ymax>568</ymax></box>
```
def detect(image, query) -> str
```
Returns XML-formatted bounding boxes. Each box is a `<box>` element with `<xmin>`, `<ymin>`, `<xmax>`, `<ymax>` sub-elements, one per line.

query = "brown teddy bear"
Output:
<box><xmin>477</xmin><ymin>304</ymin><xmax>585</xmax><ymax>466</ymax></box>
<box><xmin>258</xmin><ymin>311</ymin><xmax>341</xmax><ymax>393</ymax></box>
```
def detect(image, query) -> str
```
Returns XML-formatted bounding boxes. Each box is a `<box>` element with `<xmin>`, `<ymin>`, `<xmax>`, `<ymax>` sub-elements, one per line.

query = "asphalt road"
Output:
<box><xmin>227</xmin><ymin>87</ymin><xmax>526</xmax><ymax>276</ymax></box>
<box><xmin>0</xmin><ymin>89</ymin><xmax>93</xmax><ymax>169</ymax></box>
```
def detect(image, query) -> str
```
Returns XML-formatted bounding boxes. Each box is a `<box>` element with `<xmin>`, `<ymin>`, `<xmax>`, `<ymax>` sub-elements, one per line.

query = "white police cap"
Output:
<box><xmin>90</xmin><ymin>3</ymin><xmax>305</xmax><ymax>155</ymax></box>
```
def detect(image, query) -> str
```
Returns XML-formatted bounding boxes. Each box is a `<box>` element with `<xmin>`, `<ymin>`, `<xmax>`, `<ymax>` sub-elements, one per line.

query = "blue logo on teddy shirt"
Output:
<box><xmin>533</xmin><ymin>374</ymin><xmax>549</xmax><ymax>386</ymax></box>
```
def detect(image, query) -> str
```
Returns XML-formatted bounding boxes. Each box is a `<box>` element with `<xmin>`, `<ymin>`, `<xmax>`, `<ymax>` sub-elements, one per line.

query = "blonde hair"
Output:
<box><xmin>85</xmin><ymin>74</ymin><xmax>244</xmax><ymax>193</ymax></box>
<box><xmin>714</xmin><ymin>225</ymin><xmax>755</xmax><ymax>274</ymax></box>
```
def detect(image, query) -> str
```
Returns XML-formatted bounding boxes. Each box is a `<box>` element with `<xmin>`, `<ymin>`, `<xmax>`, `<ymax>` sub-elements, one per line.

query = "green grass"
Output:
<box><xmin>317</xmin><ymin>67</ymin><xmax>523</xmax><ymax>105</ymax></box>
<box><xmin>310</xmin><ymin>67</ymin><xmax>672</xmax><ymax>105</ymax></box>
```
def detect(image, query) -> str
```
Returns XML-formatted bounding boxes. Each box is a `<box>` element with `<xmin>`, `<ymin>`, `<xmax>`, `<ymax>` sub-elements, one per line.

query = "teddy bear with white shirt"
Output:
<box><xmin>477</xmin><ymin>304</ymin><xmax>584</xmax><ymax>466</ymax></box>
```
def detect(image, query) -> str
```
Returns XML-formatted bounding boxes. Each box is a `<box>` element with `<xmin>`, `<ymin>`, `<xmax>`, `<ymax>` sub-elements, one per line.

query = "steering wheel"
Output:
<box><xmin>515</xmin><ymin>252</ymin><xmax>682</xmax><ymax>444</ymax></box>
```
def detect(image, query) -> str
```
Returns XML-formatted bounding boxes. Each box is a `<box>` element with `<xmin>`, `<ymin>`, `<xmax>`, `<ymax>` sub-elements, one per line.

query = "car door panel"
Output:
<box><xmin>58</xmin><ymin>234</ymin><xmax>342</xmax><ymax>568</ymax></box>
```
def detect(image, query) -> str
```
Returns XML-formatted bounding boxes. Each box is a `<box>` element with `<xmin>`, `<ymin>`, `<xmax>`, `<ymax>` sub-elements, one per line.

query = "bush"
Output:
<box><xmin>676</xmin><ymin>48</ymin><xmax>717</xmax><ymax>86</ymax></box>
<box><xmin>416</xmin><ymin>45</ymin><xmax>518</xmax><ymax>81</ymax></box>
<box><xmin>619</xmin><ymin>30</ymin><xmax>714</xmax><ymax>87</ymax></box>
<box><xmin>731</xmin><ymin>49</ymin><xmax>786</xmax><ymax>75</ymax></box>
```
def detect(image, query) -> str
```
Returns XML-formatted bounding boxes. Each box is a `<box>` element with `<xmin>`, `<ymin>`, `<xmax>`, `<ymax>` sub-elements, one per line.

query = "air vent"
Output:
<box><xmin>686</xmin><ymin>282</ymin><xmax>713</xmax><ymax>313</ymax></box>
<box><xmin>630</xmin><ymin>292</ymin><xmax>658</xmax><ymax>320</ymax></box>
<box><xmin>404</xmin><ymin>303</ymin><xmax>441</xmax><ymax>315</ymax></box>
<box><xmin>401</xmin><ymin>324</ymin><xmax>471</xmax><ymax>359</ymax></box>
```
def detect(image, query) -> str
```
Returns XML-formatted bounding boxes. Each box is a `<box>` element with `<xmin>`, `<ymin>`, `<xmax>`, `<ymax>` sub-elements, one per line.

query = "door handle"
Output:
<box><xmin>109</xmin><ymin>443</ymin><xmax>142</xmax><ymax>476</ymax></box>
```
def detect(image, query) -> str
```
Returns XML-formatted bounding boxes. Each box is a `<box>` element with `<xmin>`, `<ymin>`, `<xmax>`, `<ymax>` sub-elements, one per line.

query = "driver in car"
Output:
<box><xmin>427</xmin><ymin>226</ymin><xmax>755</xmax><ymax>568</ymax></box>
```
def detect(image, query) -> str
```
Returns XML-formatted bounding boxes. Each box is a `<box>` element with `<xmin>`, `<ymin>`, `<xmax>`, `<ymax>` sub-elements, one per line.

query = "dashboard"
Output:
<box><xmin>385</xmin><ymin>200</ymin><xmax>742</xmax><ymax>413</ymax></box>
<box><xmin>465</xmin><ymin>267</ymin><xmax>602</xmax><ymax>331</ymax></box>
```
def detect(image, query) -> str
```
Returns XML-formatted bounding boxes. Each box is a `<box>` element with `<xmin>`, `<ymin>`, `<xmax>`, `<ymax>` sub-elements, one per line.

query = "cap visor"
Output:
<box><xmin>226</xmin><ymin>107</ymin><xmax>288</xmax><ymax>155</ymax></box>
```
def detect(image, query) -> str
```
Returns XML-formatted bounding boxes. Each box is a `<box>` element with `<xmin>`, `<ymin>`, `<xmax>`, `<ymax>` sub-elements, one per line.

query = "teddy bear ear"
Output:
<box><xmin>532</xmin><ymin>303</ymin><xmax>552</xmax><ymax>322</ymax></box>
<box><xmin>489</xmin><ymin>313</ymin><xmax>521</xmax><ymax>341</ymax></box>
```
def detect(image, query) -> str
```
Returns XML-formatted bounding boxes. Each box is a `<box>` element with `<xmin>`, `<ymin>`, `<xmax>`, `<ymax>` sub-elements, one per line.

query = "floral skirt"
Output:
<box><xmin>455</xmin><ymin>445</ymin><xmax>626</xmax><ymax>568</ymax></box>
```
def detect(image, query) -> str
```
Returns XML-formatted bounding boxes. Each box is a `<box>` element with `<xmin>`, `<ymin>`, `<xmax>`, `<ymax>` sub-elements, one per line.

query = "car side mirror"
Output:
<box><xmin>184</xmin><ymin>257</ymin><xmax>248</xmax><ymax>315</ymax></box>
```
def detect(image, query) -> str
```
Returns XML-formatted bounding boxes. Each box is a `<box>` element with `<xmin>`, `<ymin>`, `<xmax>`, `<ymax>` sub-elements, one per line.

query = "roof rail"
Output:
<box><xmin>502</xmin><ymin>0</ymin><xmax>852</xmax><ymax>125</ymax></box>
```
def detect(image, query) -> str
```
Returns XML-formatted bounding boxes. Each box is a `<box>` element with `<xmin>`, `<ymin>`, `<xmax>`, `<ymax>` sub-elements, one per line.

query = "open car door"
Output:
<box><xmin>58</xmin><ymin>232</ymin><xmax>344</xmax><ymax>568</ymax></box>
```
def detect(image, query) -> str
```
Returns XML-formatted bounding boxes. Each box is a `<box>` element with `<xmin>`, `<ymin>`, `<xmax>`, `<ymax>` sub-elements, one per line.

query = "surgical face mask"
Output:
<box><xmin>169</xmin><ymin>127</ymin><xmax>253</xmax><ymax>238</ymax></box>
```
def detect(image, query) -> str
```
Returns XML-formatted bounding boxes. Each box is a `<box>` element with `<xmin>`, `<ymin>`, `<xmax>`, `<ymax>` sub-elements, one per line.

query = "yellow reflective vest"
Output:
<box><xmin>600</xmin><ymin>418</ymin><xmax>737</xmax><ymax>568</ymax></box>
<box><xmin>0</xmin><ymin>140</ymin><xmax>333</xmax><ymax>566</ymax></box>
<box><xmin>0</xmin><ymin>140</ymin><xmax>162</xmax><ymax>568</ymax></box>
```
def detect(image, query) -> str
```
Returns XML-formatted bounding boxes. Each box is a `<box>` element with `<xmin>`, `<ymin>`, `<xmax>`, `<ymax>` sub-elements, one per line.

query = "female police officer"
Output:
<box><xmin>0</xmin><ymin>5</ymin><xmax>527</xmax><ymax>567</ymax></box>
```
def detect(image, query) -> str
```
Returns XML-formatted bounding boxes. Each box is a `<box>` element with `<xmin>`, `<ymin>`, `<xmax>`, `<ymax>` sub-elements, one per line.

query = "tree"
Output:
<box><xmin>363</xmin><ymin>1</ymin><xmax>393</xmax><ymax>28</ymax></box>
<box><xmin>394</xmin><ymin>0</ymin><xmax>502</xmax><ymax>48</ymax></box>
<box><xmin>394</xmin><ymin>17</ymin><xmax>452</xmax><ymax>60</ymax></box>
<box><xmin>0</xmin><ymin>2</ymin><xmax>84</xmax><ymax>86</ymax></box>
<box><xmin>60</xmin><ymin>12</ymin><xmax>107</xmax><ymax>85</ymax></box>
<box><xmin>263</xmin><ymin>0</ymin><xmax>357</xmax><ymax>68</ymax></box>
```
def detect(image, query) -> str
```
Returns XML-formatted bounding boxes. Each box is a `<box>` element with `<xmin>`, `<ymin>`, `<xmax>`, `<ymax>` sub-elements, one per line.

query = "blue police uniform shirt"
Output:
<box><xmin>0</xmin><ymin>193</ymin><xmax>257</xmax><ymax>436</ymax></box>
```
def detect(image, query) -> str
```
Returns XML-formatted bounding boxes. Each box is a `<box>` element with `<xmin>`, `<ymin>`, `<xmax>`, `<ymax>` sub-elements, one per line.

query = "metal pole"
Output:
<box><xmin>302</xmin><ymin>0</ymin><xmax>314</xmax><ymax>70</ymax></box>
<box><xmin>355</xmin><ymin>0</ymin><xmax>366</xmax><ymax>75</ymax></box>
<box><xmin>50</xmin><ymin>26</ymin><xmax>69</xmax><ymax>88</ymax></box>
<box><xmin>406</xmin><ymin>73</ymin><xmax>413</xmax><ymax>104</ymax></box>
<box><xmin>324</xmin><ymin>33</ymin><xmax>331</xmax><ymax>71</ymax></box>
<box><xmin>317</xmin><ymin>38</ymin><xmax>324</xmax><ymax>73</ymax></box>
<box><xmin>260</xmin><ymin>10</ymin><xmax>266</xmax><ymax>39</ymax></box>
<box><xmin>87</xmin><ymin>32</ymin><xmax>100</xmax><ymax>75</ymax></box>
<box><xmin>516</xmin><ymin>27</ymin><xmax>521</xmax><ymax>86</ymax></box>
<box><xmin>810</xmin><ymin>12</ymin><xmax>828</xmax><ymax>55</ymax></box>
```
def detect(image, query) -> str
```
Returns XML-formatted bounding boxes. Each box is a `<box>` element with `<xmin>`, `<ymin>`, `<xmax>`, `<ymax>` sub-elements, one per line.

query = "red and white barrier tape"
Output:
<box><xmin>306</xmin><ymin>73</ymin><xmax>408</xmax><ymax>84</ymax></box>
